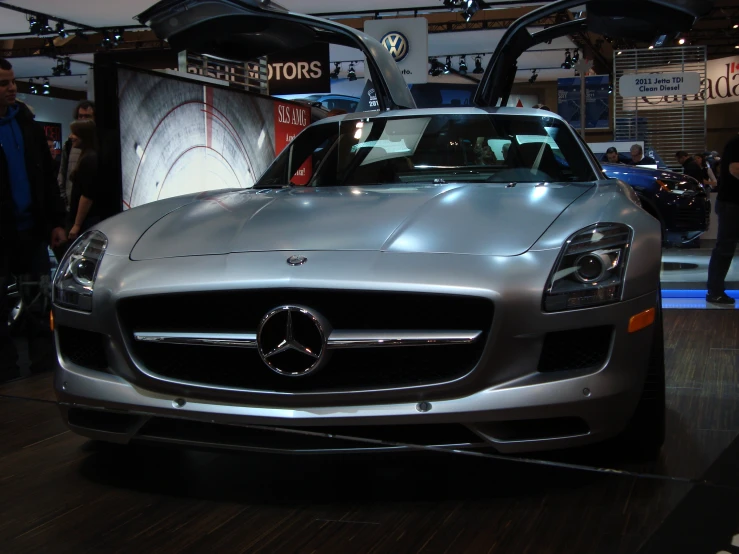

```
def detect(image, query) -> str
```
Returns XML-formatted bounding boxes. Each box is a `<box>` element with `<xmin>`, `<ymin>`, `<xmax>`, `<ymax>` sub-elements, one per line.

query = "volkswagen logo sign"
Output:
<box><xmin>287</xmin><ymin>255</ymin><xmax>307</xmax><ymax>266</ymax></box>
<box><xmin>257</xmin><ymin>306</ymin><xmax>331</xmax><ymax>376</ymax></box>
<box><xmin>381</xmin><ymin>31</ymin><xmax>409</xmax><ymax>62</ymax></box>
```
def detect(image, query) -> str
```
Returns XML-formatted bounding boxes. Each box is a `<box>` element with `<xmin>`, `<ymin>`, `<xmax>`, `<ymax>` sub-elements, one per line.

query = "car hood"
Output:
<box><xmin>129</xmin><ymin>183</ymin><xmax>592</xmax><ymax>260</ymax></box>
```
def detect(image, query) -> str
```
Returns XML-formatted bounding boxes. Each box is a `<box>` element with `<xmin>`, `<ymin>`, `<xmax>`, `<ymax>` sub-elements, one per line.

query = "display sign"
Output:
<box><xmin>557</xmin><ymin>76</ymin><xmax>610</xmax><ymax>129</ymax></box>
<box><xmin>631</xmin><ymin>56</ymin><xmax>739</xmax><ymax>109</ymax></box>
<box><xmin>274</xmin><ymin>101</ymin><xmax>312</xmax><ymax>185</ymax></box>
<box><xmin>117</xmin><ymin>67</ymin><xmax>313</xmax><ymax>209</ymax></box>
<box><xmin>267</xmin><ymin>43</ymin><xmax>331</xmax><ymax>95</ymax></box>
<box><xmin>364</xmin><ymin>18</ymin><xmax>428</xmax><ymax>84</ymax></box>
<box><xmin>39</xmin><ymin>121</ymin><xmax>62</xmax><ymax>153</ymax></box>
<box><xmin>619</xmin><ymin>72</ymin><xmax>700</xmax><ymax>97</ymax></box>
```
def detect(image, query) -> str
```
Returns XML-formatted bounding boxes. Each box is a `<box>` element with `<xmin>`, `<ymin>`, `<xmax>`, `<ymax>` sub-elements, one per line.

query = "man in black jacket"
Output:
<box><xmin>676</xmin><ymin>151</ymin><xmax>705</xmax><ymax>183</ymax></box>
<box><xmin>706</xmin><ymin>135</ymin><xmax>739</xmax><ymax>305</ymax></box>
<box><xmin>0</xmin><ymin>57</ymin><xmax>67</xmax><ymax>381</ymax></box>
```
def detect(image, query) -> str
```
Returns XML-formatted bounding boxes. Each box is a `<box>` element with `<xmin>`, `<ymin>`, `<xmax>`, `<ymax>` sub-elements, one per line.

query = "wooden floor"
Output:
<box><xmin>1</xmin><ymin>310</ymin><xmax>738</xmax><ymax>554</ymax></box>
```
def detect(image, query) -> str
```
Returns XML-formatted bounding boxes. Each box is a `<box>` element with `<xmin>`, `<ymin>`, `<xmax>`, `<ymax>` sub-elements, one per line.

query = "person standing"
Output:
<box><xmin>0</xmin><ymin>57</ymin><xmax>67</xmax><ymax>381</ymax></box>
<box><xmin>66</xmin><ymin>119</ymin><xmax>101</xmax><ymax>241</ymax></box>
<box><xmin>675</xmin><ymin>151</ymin><xmax>704</xmax><ymax>183</ymax></box>
<box><xmin>58</xmin><ymin>100</ymin><xmax>94</xmax><ymax>212</ymax></box>
<box><xmin>706</xmin><ymin>135</ymin><xmax>739</xmax><ymax>305</ymax></box>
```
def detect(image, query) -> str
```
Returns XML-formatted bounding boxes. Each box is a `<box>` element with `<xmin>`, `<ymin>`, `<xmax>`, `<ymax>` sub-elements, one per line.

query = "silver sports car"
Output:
<box><xmin>52</xmin><ymin>0</ymin><xmax>708</xmax><ymax>456</ymax></box>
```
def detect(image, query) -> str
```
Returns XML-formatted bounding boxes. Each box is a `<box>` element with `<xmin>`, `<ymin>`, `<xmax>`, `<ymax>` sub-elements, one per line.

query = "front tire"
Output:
<box><xmin>617</xmin><ymin>292</ymin><xmax>666</xmax><ymax>459</ymax></box>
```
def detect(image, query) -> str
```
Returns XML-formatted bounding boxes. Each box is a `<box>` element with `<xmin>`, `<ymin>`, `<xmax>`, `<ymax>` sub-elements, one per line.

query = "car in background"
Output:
<box><xmin>299</xmin><ymin>94</ymin><xmax>359</xmax><ymax>113</ymax></box>
<box><xmin>601</xmin><ymin>164</ymin><xmax>710</xmax><ymax>246</ymax></box>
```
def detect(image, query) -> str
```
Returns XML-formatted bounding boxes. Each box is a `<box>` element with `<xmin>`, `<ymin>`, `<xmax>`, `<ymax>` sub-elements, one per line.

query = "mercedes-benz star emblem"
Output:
<box><xmin>287</xmin><ymin>255</ymin><xmax>307</xmax><ymax>266</ymax></box>
<box><xmin>257</xmin><ymin>306</ymin><xmax>330</xmax><ymax>376</ymax></box>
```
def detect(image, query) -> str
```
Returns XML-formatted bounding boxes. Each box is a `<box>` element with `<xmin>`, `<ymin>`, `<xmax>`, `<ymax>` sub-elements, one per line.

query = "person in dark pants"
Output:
<box><xmin>0</xmin><ymin>57</ymin><xmax>67</xmax><ymax>381</ymax></box>
<box><xmin>706</xmin><ymin>134</ymin><xmax>739</xmax><ymax>305</ymax></box>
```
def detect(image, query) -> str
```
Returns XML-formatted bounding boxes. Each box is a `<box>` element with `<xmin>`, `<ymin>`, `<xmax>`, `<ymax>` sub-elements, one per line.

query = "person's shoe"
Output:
<box><xmin>706</xmin><ymin>293</ymin><xmax>736</xmax><ymax>305</ymax></box>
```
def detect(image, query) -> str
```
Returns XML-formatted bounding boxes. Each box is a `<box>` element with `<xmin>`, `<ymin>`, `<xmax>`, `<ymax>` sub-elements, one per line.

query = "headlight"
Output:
<box><xmin>657</xmin><ymin>178</ymin><xmax>700</xmax><ymax>195</ymax></box>
<box><xmin>544</xmin><ymin>223</ymin><xmax>632</xmax><ymax>312</ymax></box>
<box><xmin>53</xmin><ymin>230</ymin><xmax>108</xmax><ymax>312</ymax></box>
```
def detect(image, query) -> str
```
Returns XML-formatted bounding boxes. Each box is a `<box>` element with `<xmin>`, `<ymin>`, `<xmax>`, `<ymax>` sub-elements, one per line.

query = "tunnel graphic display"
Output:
<box><xmin>118</xmin><ymin>68</ymin><xmax>303</xmax><ymax>210</ymax></box>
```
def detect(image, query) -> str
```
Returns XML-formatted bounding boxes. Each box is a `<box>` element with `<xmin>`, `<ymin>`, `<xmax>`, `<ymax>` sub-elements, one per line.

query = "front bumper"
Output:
<box><xmin>54</xmin><ymin>248</ymin><xmax>659</xmax><ymax>454</ymax></box>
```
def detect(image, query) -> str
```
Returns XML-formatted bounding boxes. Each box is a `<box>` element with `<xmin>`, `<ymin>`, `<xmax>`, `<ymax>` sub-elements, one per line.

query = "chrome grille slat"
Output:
<box><xmin>133</xmin><ymin>330</ymin><xmax>482</xmax><ymax>349</ymax></box>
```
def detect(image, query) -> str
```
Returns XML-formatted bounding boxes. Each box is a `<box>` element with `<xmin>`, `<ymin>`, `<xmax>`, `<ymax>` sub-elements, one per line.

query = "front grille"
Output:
<box><xmin>537</xmin><ymin>326</ymin><xmax>612</xmax><ymax>373</ymax></box>
<box><xmin>674</xmin><ymin>205</ymin><xmax>708</xmax><ymax>230</ymax></box>
<box><xmin>136</xmin><ymin>418</ymin><xmax>485</xmax><ymax>451</ymax></box>
<box><xmin>119</xmin><ymin>290</ymin><xmax>493</xmax><ymax>393</ymax></box>
<box><xmin>57</xmin><ymin>326</ymin><xmax>109</xmax><ymax>371</ymax></box>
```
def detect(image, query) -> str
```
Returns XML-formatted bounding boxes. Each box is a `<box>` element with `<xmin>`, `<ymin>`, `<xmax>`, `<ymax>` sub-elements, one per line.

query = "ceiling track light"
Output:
<box><xmin>347</xmin><ymin>62</ymin><xmax>357</xmax><ymax>81</ymax></box>
<box><xmin>428</xmin><ymin>58</ymin><xmax>443</xmax><ymax>77</ymax></box>
<box><xmin>443</xmin><ymin>56</ymin><xmax>452</xmax><ymax>74</ymax></box>
<box><xmin>330</xmin><ymin>62</ymin><xmax>341</xmax><ymax>79</ymax></box>
<box><xmin>463</xmin><ymin>0</ymin><xmax>479</xmax><ymax>21</ymax></box>
<box><xmin>572</xmin><ymin>48</ymin><xmax>579</xmax><ymax>64</ymax></box>
<box><xmin>561</xmin><ymin>49</ymin><xmax>572</xmax><ymax>69</ymax></box>
<box><xmin>42</xmin><ymin>78</ymin><xmax>51</xmax><ymax>95</ymax></box>
<box><xmin>56</xmin><ymin>21</ymin><xmax>67</xmax><ymax>38</ymax></box>
<box><xmin>458</xmin><ymin>55</ymin><xmax>467</xmax><ymax>75</ymax></box>
<box><xmin>472</xmin><ymin>55</ymin><xmax>484</xmax><ymax>74</ymax></box>
<box><xmin>529</xmin><ymin>69</ymin><xmax>538</xmax><ymax>83</ymax></box>
<box><xmin>29</xmin><ymin>78</ymin><xmax>38</xmax><ymax>95</ymax></box>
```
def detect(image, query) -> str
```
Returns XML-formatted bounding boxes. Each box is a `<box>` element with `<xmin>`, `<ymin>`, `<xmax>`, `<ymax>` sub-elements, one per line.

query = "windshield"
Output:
<box><xmin>257</xmin><ymin>113</ymin><xmax>597</xmax><ymax>188</ymax></box>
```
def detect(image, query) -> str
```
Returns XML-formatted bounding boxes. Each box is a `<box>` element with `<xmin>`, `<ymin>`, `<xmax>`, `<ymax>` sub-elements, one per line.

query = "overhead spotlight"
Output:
<box><xmin>347</xmin><ymin>62</ymin><xmax>357</xmax><ymax>81</ymax></box>
<box><xmin>463</xmin><ymin>0</ymin><xmax>479</xmax><ymax>21</ymax></box>
<box><xmin>648</xmin><ymin>45</ymin><xmax>654</xmax><ymax>49</ymax></box>
<box><xmin>443</xmin><ymin>0</ymin><xmax>458</xmax><ymax>8</ymax></box>
<box><xmin>443</xmin><ymin>56</ymin><xmax>452</xmax><ymax>74</ymax></box>
<box><xmin>29</xmin><ymin>16</ymin><xmax>41</xmax><ymax>35</ymax></box>
<box><xmin>472</xmin><ymin>55</ymin><xmax>484</xmax><ymax>74</ymax></box>
<box><xmin>330</xmin><ymin>62</ymin><xmax>341</xmax><ymax>79</ymax></box>
<box><xmin>113</xmin><ymin>28</ymin><xmax>124</xmax><ymax>43</ymax></box>
<box><xmin>617</xmin><ymin>51</ymin><xmax>623</xmax><ymax>55</ymax></box>
<box><xmin>529</xmin><ymin>69</ymin><xmax>538</xmax><ymax>83</ymax></box>
<box><xmin>101</xmin><ymin>31</ymin><xmax>113</xmax><ymax>48</ymax></box>
<box><xmin>53</xmin><ymin>57</ymin><xmax>72</xmax><ymax>77</ymax></box>
<box><xmin>678</xmin><ymin>37</ymin><xmax>686</xmax><ymax>45</ymax></box>
<box><xmin>428</xmin><ymin>58</ymin><xmax>443</xmax><ymax>77</ymax></box>
<box><xmin>608</xmin><ymin>84</ymin><xmax>613</xmax><ymax>94</ymax></box>
<box><xmin>56</xmin><ymin>21</ymin><xmax>68</xmax><ymax>38</ymax></box>
<box><xmin>572</xmin><ymin>48</ymin><xmax>580</xmax><ymax>64</ymax></box>
<box><xmin>43</xmin><ymin>19</ymin><xmax>54</xmax><ymax>34</ymax></box>
<box><xmin>733</xmin><ymin>23</ymin><xmax>738</xmax><ymax>29</ymax></box>
<box><xmin>42</xmin><ymin>78</ymin><xmax>51</xmax><ymax>95</ymax></box>
<box><xmin>561</xmin><ymin>49</ymin><xmax>572</xmax><ymax>69</ymax></box>
<box><xmin>459</xmin><ymin>55</ymin><xmax>468</xmax><ymax>75</ymax></box>
<box><xmin>29</xmin><ymin>79</ymin><xmax>38</xmax><ymax>95</ymax></box>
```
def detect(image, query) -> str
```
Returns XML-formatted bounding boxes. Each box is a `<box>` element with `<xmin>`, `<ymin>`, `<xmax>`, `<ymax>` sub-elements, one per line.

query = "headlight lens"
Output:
<box><xmin>656</xmin><ymin>178</ymin><xmax>701</xmax><ymax>195</ymax></box>
<box><xmin>53</xmin><ymin>230</ymin><xmax>108</xmax><ymax>312</ymax></box>
<box><xmin>544</xmin><ymin>223</ymin><xmax>632</xmax><ymax>312</ymax></box>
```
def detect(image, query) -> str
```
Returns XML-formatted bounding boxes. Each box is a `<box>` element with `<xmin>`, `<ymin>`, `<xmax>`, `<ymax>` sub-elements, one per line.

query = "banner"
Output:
<box><xmin>364</xmin><ymin>18</ymin><xmax>428</xmax><ymax>84</ymax></box>
<box><xmin>557</xmin><ymin>76</ymin><xmax>610</xmax><ymax>129</ymax></box>
<box><xmin>39</xmin><ymin>121</ymin><xmax>62</xmax><ymax>155</ymax></box>
<box><xmin>274</xmin><ymin>101</ymin><xmax>312</xmax><ymax>185</ymax></box>
<box><xmin>267</xmin><ymin>43</ymin><xmax>331</xmax><ymax>95</ymax></box>
<box><xmin>634</xmin><ymin>56</ymin><xmax>739</xmax><ymax>109</ymax></box>
<box><xmin>117</xmin><ymin>67</ymin><xmax>311</xmax><ymax>209</ymax></box>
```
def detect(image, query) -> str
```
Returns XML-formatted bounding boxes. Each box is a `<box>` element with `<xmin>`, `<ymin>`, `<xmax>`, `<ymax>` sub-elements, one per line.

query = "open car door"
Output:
<box><xmin>137</xmin><ymin>0</ymin><xmax>416</xmax><ymax>111</ymax></box>
<box><xmin>473</xmin><ymin>0</ymin><xmax>714</xmax><ymax>108</ymax></box>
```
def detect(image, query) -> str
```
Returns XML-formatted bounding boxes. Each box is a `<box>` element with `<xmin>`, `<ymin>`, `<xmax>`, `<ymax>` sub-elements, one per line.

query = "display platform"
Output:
<box><xmin>1</xmin><ymin>308</ymin><xmax>738</xmax><ymax>553</ymax></box>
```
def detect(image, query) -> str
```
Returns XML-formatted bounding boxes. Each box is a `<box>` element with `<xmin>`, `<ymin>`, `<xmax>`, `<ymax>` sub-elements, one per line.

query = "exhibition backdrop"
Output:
<box><xmin>117</xmin><ymin>67</ymin><xmax>310</xmax><ymax>209</ymax></box>
<box><xmin>557</xmin><ymin>75</ymin><xmax>611</xmax><ymax>129</ymax></box>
